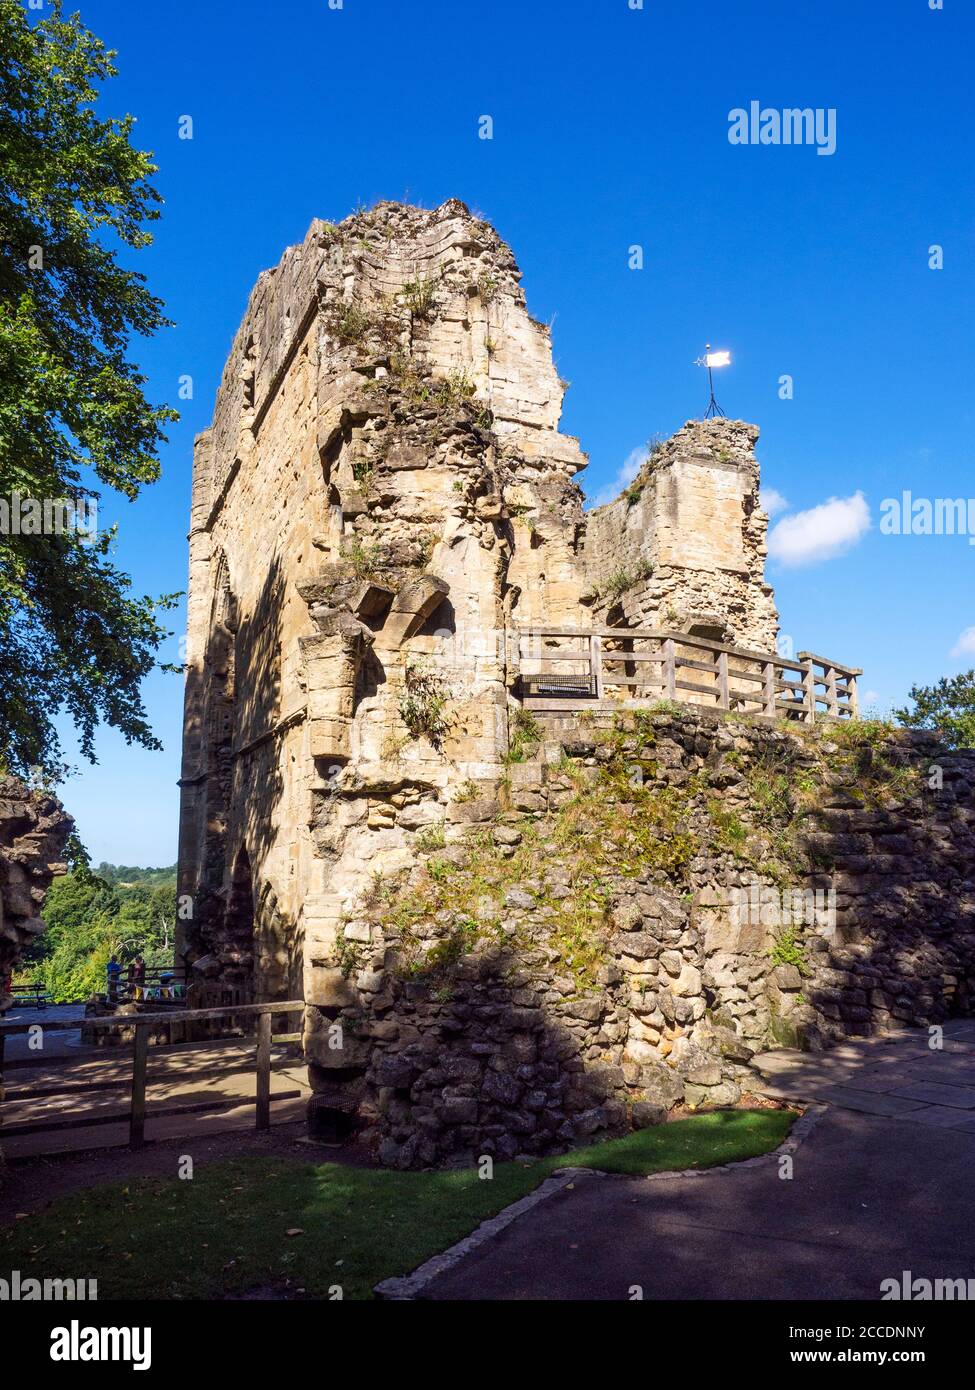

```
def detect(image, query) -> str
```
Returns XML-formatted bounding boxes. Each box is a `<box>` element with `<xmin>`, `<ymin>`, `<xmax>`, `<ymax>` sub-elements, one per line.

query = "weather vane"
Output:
<box><xmin>694</xmin><ymin>344</ymin><xmax>732</xmax><ymax>419</ymax></box>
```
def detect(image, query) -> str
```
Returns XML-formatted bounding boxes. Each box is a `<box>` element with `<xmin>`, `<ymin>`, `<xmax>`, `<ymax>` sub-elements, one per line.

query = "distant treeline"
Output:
<box><xmin>93</xmin><ymin>863</ymin><xmax>177</xmax><ymax>888</ymax></box>
<box><xmin>16</xmin><ymin>863</ymin><xmax>178</xmax><ymax>1003</ymax></box>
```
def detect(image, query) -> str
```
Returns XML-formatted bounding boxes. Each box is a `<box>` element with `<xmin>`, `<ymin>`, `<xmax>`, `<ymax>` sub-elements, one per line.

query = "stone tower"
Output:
<box><xmin>176</xmin><ymin>201</ymin><xmax>590</xmax><ymax>1004</ymax></box>
<box><xmin>582</xmin><ymin>419</ymin><xmax>778</xmax><ymax>649</ymax></box>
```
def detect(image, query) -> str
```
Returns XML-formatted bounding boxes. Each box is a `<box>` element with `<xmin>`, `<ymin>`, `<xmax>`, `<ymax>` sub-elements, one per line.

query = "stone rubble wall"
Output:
<box><xmin>0</xmin><ymin>776</ymin><xmax>74</xmax><ymax>1013</ymax></box>
<box><xmin>305</xmin><ymin>709</ymin><xmax>975</xmax><ymax>1168</ymax></box>
<box><xmin>0</xmin><ymin>775</ymin><xmax>74</xmax><ymax>1180</ymax></box>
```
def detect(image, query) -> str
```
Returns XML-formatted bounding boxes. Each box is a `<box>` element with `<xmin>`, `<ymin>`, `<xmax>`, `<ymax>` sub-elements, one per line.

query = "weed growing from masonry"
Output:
<box><xmin>822</xmin><ymin>718</ymin><xmax>925</xmax><ymax>808</ymax></box>
<box><xmin>589</xmin><ymin>559</ymin><xmax>654</xmax><ymax>605</ymax></box>
<box><xmin>334</xmin><ymin>923</ymin><xmax>370</xmax><ymax>979</ymax></box>
<box><xmin>768</xmin><ymin>927</ymin><xmax>811</xmax><ymax>977</ymax></box>
<box><xmin>330</xmin><ymin>301</ymin><xmax>374</xmax><ymax>346</ymax></box>
<box><xmin>623</xmin><ymin>436</ymin><xmax>667</xmax><ymax>507</ymax></box>
<box><xmin>402</xmin><ymin>275</ymin><xmax>440</xmax><ymax>320</ymax></box>
<box><xmin>476</xmin><ymin>271</ymin><xmax>498</xmax><ymax>303</ymax></box>
<box><xmin>341</xmin><ymin>537</ymin><xmax>388</xmax><ymax>580</ymax></box>
<box><xmin>503</xmin><ymin>709</ymin><xmax>541</xmax><ymax>764</ymax></box>
<box><xmin>414</xmin><ymin>821</ymin><xmax>446</xmax><ymax>852</ymax></box>
<box><xmin>398</xmin><ymin>662</ymin><xmax>451</xmax><ymax>749</ymax></box>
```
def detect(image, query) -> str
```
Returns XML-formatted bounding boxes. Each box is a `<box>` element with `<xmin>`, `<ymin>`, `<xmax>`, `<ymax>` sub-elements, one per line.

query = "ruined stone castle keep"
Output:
<box><xmin>177</xmin><ymin>200</ymin><xmax>975</xmax><ymax>1166</ymax></box>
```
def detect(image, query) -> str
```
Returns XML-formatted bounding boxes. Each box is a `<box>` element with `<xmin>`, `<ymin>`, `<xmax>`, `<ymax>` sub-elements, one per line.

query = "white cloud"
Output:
<box><xmin>767</xmin><ymin>491</ymin><xmax>871</xmax><ymax>568</ymax></box>
<box><xmin>760</xmin><ymin>486</ymin><xmax>790</xmax><ymax>517</ymax></box>
<box><xmin>588</xmin><ymin>446</ymin><xmax>647</xmax><ymax>508</ymax></box>
<box><xmin>950</xmin><ymin>626</ymin><xmax>975</xmax><ymax>659</ymax></box>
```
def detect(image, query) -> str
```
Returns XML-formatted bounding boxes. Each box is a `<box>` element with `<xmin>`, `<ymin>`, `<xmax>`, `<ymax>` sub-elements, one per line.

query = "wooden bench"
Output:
<box><xmin>10</xmin><ymin>984</ymin><xmax>48</xmax><ymax>1010</ymax></box>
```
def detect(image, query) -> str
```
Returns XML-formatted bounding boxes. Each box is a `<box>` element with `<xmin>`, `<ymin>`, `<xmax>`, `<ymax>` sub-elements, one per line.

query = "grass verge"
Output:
<box><xmin>1</xmin><ymin>1110</ymin><xmax>794</xmax><ymax>1300</ymax></box>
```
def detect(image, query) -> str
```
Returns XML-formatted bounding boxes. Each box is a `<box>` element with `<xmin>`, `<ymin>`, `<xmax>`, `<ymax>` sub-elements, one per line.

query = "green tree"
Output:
<box><xmin>0</xmin><ymin>0</ymin><xmax>179</xmax><ymax>778</ymax></box>
<box><xmin>40</xmin><ymin>907</ymin><xmax>116</xmax><ymax>1002</ymax></box>
<box><xmin>23</xmin><ymin>865</ymin><xmax>178</xmax><ymax>1000</ymax></box>
<box><xmin>895</xmin><ymin>670</ymin><xmax>975</xmax><ymax>750</ymax></box>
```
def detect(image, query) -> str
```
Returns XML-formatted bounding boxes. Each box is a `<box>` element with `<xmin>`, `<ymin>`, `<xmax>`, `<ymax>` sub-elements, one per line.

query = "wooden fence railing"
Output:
<box><xmin>515</xmin><ymin>627</ymin><xmax>861</xmax><ymax>723</ymax></box>
<box><xmin>0</xmin><ymin>1001</ymin><xmax>305</xmax><ymax>1150</ymax></box>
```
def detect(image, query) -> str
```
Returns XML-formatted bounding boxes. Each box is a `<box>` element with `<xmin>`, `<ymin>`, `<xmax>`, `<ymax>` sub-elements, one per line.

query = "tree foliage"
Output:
<box><xmin>18</xmin><ymin>863</ymin><xmax>178</xmax><ymax>1001</ymax></box>
<box><xmin>895</xmin><ymin>670</ymin><xmax>975</xmax><ymax>750</ymax></box>
<box><xmin>0</xmin><ymin>0</ymin><xmax>179</xmax><ymax>777</ymax></box>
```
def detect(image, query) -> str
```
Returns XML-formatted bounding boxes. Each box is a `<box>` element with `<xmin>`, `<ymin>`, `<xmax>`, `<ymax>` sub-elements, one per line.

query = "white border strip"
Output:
<box><xmin>374</xmin><ymin>1167</ymin><xmax>590</xmax><ymax>1301</ymax></box>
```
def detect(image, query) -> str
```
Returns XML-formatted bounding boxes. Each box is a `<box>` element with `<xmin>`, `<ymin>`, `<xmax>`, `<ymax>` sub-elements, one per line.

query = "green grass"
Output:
<box><xmin>1</xmin><ymin>1110</ymin><xmax>793</xmax><ymax>1300</ymax></box>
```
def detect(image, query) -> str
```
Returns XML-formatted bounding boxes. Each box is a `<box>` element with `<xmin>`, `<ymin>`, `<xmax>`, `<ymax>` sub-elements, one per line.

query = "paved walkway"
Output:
<box><xmin>2</xmin><ymin>1004</ymin><xmax>89</xmax><ymax>1061</ymax></box>
<box><xmin>751</xmin><ymin>1018</ymin><xmax>975</xmax><ymax>1129</ymax></box>
<box><xmin>416</xmin><ymin>1020</ymin><xmax>975</xmax><ymax>1300</ymax></box>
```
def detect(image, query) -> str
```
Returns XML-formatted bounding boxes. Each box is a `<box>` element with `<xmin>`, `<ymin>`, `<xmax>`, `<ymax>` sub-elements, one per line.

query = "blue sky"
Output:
<box><xmin>52</xmin><ymin>0</ymin><xmax>972</xmax><ymax>864</ymax></box>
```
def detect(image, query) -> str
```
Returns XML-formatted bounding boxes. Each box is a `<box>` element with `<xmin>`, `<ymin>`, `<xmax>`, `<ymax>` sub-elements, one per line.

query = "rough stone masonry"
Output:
<box><xmin>176</xmin><ymin>199</ymin><xmax>975</xmax><ymax>1165</ymax></box>
<box><xmin>0</xmin><ymin>777</ymin><xmax>73</xmax><ymax>1013</ymax></box>
<box><xmin>0</xmin><ymin>775</ymin><xmax>74</xmax><ymax>1175</ymax></box>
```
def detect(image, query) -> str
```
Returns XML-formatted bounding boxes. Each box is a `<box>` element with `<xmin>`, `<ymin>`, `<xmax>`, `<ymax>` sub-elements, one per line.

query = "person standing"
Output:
<box><xmin>106</xmin><ymin>955</ymin><xmax>122</xmax><ymax>1004</ymax></box>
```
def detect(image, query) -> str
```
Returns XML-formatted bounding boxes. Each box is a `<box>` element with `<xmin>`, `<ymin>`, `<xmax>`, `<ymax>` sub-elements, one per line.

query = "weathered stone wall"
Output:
<box><xmin>0</xmin><ymin>775</ymin><xmax>73</xmax><ymax>1180</ymax></box>
<box><xmin>0</xmin><ymin>776</ymin><xmax>74</xmax><ymax>1013</ymax></box>
<box><xmin>177</xmin><ymin>200</ymin><xmax>589</xmax><ymax>1007</ymax></box>
<box><xmin>582</xmin><ymin>419</ymin><xmax>778</xmax><ymax>649</ymax></box>
<box><xmin>306</xmin><ymin>710</ymin><xmax>975</xmax><ymax>1167</ymax></box>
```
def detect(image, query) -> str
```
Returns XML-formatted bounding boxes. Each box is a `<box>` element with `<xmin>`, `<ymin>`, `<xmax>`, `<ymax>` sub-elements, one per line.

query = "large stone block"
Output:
<box><xmin>304</xmin><ymin>965</ymin><xmax>359</xmax><ymax>1009</ymax></box>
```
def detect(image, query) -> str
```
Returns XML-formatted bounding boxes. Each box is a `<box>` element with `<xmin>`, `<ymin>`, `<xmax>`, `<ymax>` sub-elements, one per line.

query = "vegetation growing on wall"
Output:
<box><xmin>352</xmin><ymin>726</ymin><xmax>701</xmax><ymax>993</ymax></box>
<box><xmin>697</xmin><ymin>720</ymin><xmax>925</xmax><ymax>883</ymax></box>
<box><xmin>768</xmin><ymin>927</ymin><xmax>810</xmax><ymax>976</ymax></box>
<box><xmin>329</xmin><ymin>301</ymin><xmax>374</xmax><ymax>346</ymax></box>
<box><xmin>401</xmin><ymin>275</ymin><xmax>439</xmax><ymax>320</ymax></box>
<box><xmin>362</xmin><ymin>706</ymin><xmax>936</xmax><ymax>1004</ymax></box>
<box><xmin>821</xmin><ymin>719</ymin><xmax>926</xmax><ymax>808</ymax></box>
<box><xmin>503</xmin><ymin>709</ymin><xmax>541</xmax><ymax>764</ymax></box>
<box><xmin>586</xmin><ymin>559</ymin><xmax>654</xmax><ymax>605</ymax></box>
<box><xmin>398</xmin><ymin>662</ymin><xmax>451</xmax><ymax>748</ymax></box>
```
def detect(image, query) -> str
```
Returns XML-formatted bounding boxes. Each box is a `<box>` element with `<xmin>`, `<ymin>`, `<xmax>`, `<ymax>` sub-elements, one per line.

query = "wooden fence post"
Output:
<box><xmin>130</xmin><ymin>1022</ymin><xmax>149</xmax><ymax>1150</ymax></box>
<box><xmin>825</xmin><ymin>664</ymin><xmax>838</xmax><ymax>719</ymax></box>
<box><xmin>590</xmin><ymin>632</ymin><xmax>604</xmax><ymax>700</ymax></box>
<box><xmin>848</xmin><ymin>674</ymin><xmax>859</xmax><ymax>719</ymax></box>
<box><xmin>255</xmin><ymin>1011</ymin><xmax>272</xmax><ymax>1132</ymax></box>
<box><xmin>663</xmin><ymin>638</ymin><xmax>676</xmax><ymax>699</ymax></box>
<box><xmin>802</xmin><ymin>661</ymin><xmax>817</xmax><ymax>724</ymax></box>
<box><xmin>716</xmin><ymin>650</ymin><xmax>729</xmax><ymax>711</ymax></box>
<box><xmin>763</xmin><ymin>661</ymin><xmax>776</xmax><ymax>718</ymax></box>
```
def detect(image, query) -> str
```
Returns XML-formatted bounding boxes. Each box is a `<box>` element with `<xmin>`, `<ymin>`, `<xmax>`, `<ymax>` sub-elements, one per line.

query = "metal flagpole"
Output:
<box><xmin>704</xmin><ymin>343</ymin><xmax>722</xmax><ymax>418</ymax></box>
<box><xmin>695</xmin><ymin>343</ymin><xmax>730</xmax><ymax>419</ymax></box>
